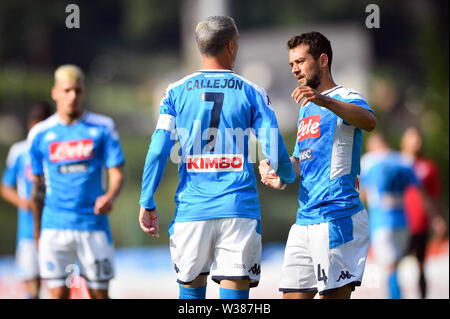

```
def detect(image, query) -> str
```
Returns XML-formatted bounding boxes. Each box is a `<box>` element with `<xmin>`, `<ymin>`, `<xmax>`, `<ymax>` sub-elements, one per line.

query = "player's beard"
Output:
<box><xmin>66</xmin><ymin>103</ymin><xmax>83</xmax><ymax>120</ymax></box>
<box><xmin>305</xmin><ymin>68</ymin><xmax>321</xmax><ymax>89</ymax></box>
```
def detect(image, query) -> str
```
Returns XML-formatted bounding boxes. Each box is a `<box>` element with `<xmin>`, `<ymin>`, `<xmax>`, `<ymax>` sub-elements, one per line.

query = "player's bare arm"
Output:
<box><xmin>94</xmin><ymin>165</ymin><xmax>124</xmax><ymax>215</ymax></box>
<box><xmin>30</xmin><ymin>174</ymin><xmax>45</xmax><ymax>248</ymax></box>
<box><xmin>291</xmin><ymin>85</ymin><xmax>376</xmax><ymax>132</ymax></box>
<box><xmin>0</xmin><ymin>184</ymin><xmax>32</xmax><ymax>211</ymax></box>
<box><xmin>139</xmin><ymin>206</ymin><xmax>160</xmax><ymax>238</ymax></box>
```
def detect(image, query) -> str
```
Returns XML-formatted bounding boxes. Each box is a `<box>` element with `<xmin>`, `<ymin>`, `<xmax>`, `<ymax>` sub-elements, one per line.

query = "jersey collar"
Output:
<box><xmin>55</xmin><ymin>111</ymin><xmax>87</xmax><ymax>126</ymax></box>
<box><xmin>321</xmin><ymin>85</ymin><xmax>342</xmax><ymax>96</ymax></box>
<box><xmin>198</xmin><ymin>69</ymin><xmax>234</xmax><ymax>73</ymax></box>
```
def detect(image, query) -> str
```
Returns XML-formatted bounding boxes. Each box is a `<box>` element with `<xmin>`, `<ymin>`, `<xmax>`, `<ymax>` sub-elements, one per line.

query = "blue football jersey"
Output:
<box><xmin>2</xmin><ymin>140</ymin><xmax>34</xmax><ymax>241</ymax></box>
<box><xmin>292</xmin><ymin>86</ymin><xmax>375</xmax><ymax>225</ymax></box>
<box><xmin>360</xmin><ymin>151</ymin><xmax>418</xmax><ymax>232</ymax></box>
<box><xmin>28</xmin><ymin>112</ymin><xmax>125</xmax><ymax>232</ymax></box>
<box><xmin>140</xmin><ymin>70</ymin><xmax>295</xmax><ymax>222</ymax></box>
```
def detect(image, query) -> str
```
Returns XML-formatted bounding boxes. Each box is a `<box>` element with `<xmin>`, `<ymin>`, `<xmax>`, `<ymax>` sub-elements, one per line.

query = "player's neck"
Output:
<box><xmin>317</xmin><ymin>74</ymin><xmax>337</xmax><ymax>93</ymax></box>
<box><xmin>201</xmin><ymin>56</ymin><xmax>233</xmax><ymax>71</ymax></box>
<box><xmin>402</xmin><ymin>150</ymin><xmax>418</xmax><ymax>159</ymax></box>
<box><xmin>57</xmin><ymin>110</ymin><xmax>83</xmax><ymax>125</ymax></box>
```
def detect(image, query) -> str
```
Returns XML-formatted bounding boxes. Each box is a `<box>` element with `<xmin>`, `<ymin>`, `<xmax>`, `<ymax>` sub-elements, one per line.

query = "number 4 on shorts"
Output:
<box><xmin>317</xmin><ymin>264</ymin><xmax>328</xmax><ymax>285</ymax></box>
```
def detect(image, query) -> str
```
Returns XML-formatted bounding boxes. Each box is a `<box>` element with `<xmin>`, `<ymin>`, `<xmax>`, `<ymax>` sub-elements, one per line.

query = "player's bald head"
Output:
<box><xmin>54</xmin><ymin>64</ymin><xmax>85</xmax><ymax>87</ymax></box>
<box><xmin>195</xmin><ymin>16</ymin><xmax>239</xmax><ymax>56</ymax></box>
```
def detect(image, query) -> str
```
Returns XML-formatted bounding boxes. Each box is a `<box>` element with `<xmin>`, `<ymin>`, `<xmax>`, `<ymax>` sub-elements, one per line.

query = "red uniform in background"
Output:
<box><xmin>404</xmin><ymin>158</ymin><xmax>441</xmax><ymax>237</ymax></box>
<box><xmin>401</xmin><ymin>126</ymin><xmax>447</xmax><ymax>299</ymax></box>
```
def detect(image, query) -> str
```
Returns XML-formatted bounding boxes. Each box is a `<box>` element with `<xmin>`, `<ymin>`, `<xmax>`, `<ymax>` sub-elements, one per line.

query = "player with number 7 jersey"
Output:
<box><xmin>143</xmin><ymin>70</ymin><xmax>295</xmax><ymax>221</ymax></box>
<box><xmin>139</xmin><ymin>16</ymin><xmax>295</xmax><ymax>299</ymax></box>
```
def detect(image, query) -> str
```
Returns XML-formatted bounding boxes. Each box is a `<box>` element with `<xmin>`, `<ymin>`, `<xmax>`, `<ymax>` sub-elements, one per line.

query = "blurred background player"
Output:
<box><xmin>259</xmin><ymin>31</ymin><xmax>376</xmax><ymax>299</ymax></box>
<box><xmin>400</xmin><ymin>126</ymin><xmax>447</xmax><ymax>298</ymax></box>
<box><xmin>1</xmin><ymin>101</ymin><xmax>54</xmax><ymax>299</ymax></box>
<box><xmin>28</xmin><ymin>65</ymin><xmax>125</xmax><ymax>299</ymax></box>
<box><xmin>139</xmin><ymin>16</ymin><xmax>295</xmax><ymax>299</ymax></box>
<box><xmin>360</xmin><ymin>132</ymin><xmax>419</xmax><ymax>299</ymax></box>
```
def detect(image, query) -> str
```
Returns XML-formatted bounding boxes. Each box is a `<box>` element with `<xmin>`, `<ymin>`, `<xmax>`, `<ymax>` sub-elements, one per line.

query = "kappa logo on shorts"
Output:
<box><xmin>336</xmin><ymin>270</ymin><xmax>355</xmax><ymax>282</ymax></box>
<box><xmin>249</xmin><ymin>264</ymin><xmax>261</xmax><ymax>275</ymax></box>
<box><xmin>297</xmin><ymin>115</ymin><xmax>321</xmax><ymax>142</ymax></box>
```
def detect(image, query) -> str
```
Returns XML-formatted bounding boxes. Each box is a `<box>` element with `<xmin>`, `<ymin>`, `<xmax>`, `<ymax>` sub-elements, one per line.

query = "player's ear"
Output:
<box><xmin>319</xmin><ymin>53</ymin><xmax>329</xmax><ymax>70</ymax></box>
<box><xmin>227</xmin><ymin>40</ymin><xmax>235</xmax><ymax>55</ymax></box>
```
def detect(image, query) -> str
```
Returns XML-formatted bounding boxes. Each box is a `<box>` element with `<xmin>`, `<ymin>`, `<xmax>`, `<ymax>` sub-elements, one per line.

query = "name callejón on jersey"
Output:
<box><xmin>49</xmin><ymin>139</ymin><xmax>94</xmax><ymax>162</ymax></box>
<box><xmin>186</xmin><ymin>78</ymin><xmax>244</xmax><ymax>91</ymax></box>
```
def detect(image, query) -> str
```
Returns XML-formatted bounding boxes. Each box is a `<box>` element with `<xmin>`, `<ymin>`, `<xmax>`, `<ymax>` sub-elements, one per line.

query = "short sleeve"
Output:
<box><xmin>103</xmin><ymin>122</ymin><xmax>125</xmax><ymax>168</ymax></box>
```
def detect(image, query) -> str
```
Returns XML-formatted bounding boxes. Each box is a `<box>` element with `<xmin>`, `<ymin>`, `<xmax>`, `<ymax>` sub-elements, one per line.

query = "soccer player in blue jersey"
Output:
<box><xmin>28</xmin><ymin>65</ymin><xmax>125</xmax><ymax>299</ymax></box>
<box><xmin>360</xmin><ymin>133</ymin><xmax>420</xmax><ymax>299</ymax></box>
<box><xmin>1</xmin><ymin>101</ymin><xmax>53</xmax><ymax>299</ymax></box>
<box><xmin>139</xmin><ymin>16</ymin><xmax>295</xmax><ymax>299</ymax></box>
<box><xmin>260</xmin><ymin>32</ymin><xmax>376</xmax><ymax>299</ymax></box>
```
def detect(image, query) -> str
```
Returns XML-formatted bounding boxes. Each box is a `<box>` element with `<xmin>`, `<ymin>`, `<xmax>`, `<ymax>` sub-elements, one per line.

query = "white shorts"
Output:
<box><xmin>39</xmin><ymin>229</ymin><xmax>115</xmax><ymax>288</ymax></box>
<box><xmin>16</xmin><ymin>239</ymin><xmax>39</xmax><ymax>280</ymax></box>
<box><xmin>169</xmin><ymin>218</ymin><xmax>262</xmax><ymax>288</ymax></box>
<box><xmin>279</xmin><ymin>209</ymin><xmax>369</xmax><ymax>295</ymax></box>
<box><xmin>371</xmin><ymin>227</ymin><xmax>409</xmax><ymax>268</ymax></box>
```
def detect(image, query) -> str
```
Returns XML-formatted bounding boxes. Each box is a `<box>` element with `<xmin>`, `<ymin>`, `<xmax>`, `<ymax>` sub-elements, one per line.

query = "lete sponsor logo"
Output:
<box><xmin>49</xmin><ymin>139</ymin><xmax>94</xmax><ymax>162</ymax></box>
<box><xmin>297</xmin><ymin>115</ymin><xmax>321</xmax><ymax>142</ymax></box>
<box><xmin>187</xmin><ymin>154</ymin><xmax>243</xmax><ymax>172</ymax></box>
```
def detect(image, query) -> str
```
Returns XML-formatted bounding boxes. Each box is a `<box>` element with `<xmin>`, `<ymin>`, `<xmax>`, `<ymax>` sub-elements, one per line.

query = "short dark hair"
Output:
<box><xmin>28</xmin><ymin>101</ymin><xmax>54</xmax><ymax>123</ymax></box>
<box><xmin>195</xmin><ymin>16</ymin><xmax>238</xmax><ymax>56</ymax></box>
<box><xmin>287</xmin><ymin>32</ymin><xmax>333</xmax><ymax>71</ymax></box>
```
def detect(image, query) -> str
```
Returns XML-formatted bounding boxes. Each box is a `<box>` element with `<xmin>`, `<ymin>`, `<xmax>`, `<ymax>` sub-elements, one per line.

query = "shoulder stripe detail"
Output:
<box><xmin>232</xmin><ymin>73</ymin><xmax>273</xmax><ymax>110</ymax></box>
<box><xmin>6</xmin><ymin>140</ymin><xmax>28</xmax><ymax>167</ymax></box>
<box><xmin>83</xmin><ymin>111</ymin><xmax>115</xmax><ymax>129</ymax></box>
<box><xmin>167</xmin><ymin>72</ymin><xmax>201</xmax><ymax>92</ymax></box>
<box><xmin>26</xmin><ymin>114</ymin><xmax>58</xmax><ymax>147</ymax></box>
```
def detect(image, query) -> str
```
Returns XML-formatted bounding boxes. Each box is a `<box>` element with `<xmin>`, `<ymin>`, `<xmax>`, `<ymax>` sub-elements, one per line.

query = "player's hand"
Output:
<box><xmin>261</xmin><ymin>171</ymin><xmax>286</xmax><ymax>190</ymax></box>
<box><xmin>139</xmin><ymin>206</ymin><xmax>160</xmax><ymax>238</ymax></box>
<box><xmin>94</xmin><ymin>194</ymin><xmax>113</xmax><ymax>215</ymax></box>
<box><xmin>291</xmin><ymin>85</ymin><xmax>329</xmax><ymax>108</ymax></box>
<box><xmin>258</xmin><ymin>159</ymin><xmax>271</xmax><ymax>179</ymax></box>
<box><xmin>20</xmin><ymin>199</ymin><xmax>33</xmax><ymax>211</ymax></box>
<box><xmin>259</xmin><ymin>159</ymin><xmax>286</xmax><ymax>190</ymax></box>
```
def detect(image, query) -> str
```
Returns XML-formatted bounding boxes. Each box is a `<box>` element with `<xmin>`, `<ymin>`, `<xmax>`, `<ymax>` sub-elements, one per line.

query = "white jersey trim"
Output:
<box><xmin>27</xmin><ymin>114</ymin><xmax>59</xmax><ymax>148</ymax></box>
<box><xmin>330</xmin><ymin>118</ymin><xmax>355</xmax><ymax>179</ymax></box>
<box><xmin>6</xmin><ymin>140</ymin><xmax>28</xmax><ymax>168</ymax></box>
<box><xmin>156</xmin><ymin>114</ymin><xmax>175</xmax><ymax>132</ymax></box>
